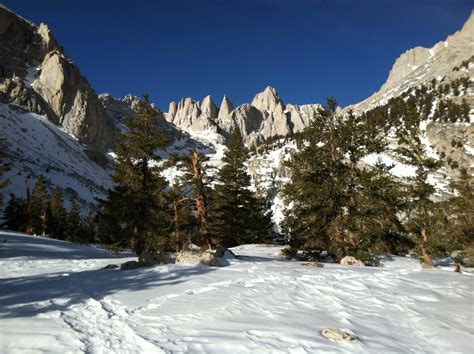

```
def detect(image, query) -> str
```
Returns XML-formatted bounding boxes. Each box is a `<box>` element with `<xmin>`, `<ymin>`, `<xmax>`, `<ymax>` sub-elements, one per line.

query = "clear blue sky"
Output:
<box><xmin>3</xmin><ymin>0</ymin><xmax>472</xmax><ymax>111</ymax></box>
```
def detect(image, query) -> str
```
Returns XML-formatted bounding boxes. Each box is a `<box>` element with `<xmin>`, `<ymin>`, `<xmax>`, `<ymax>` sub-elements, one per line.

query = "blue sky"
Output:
<box><xmin>4</xmin><ymin>0</ymin><xmax>472</xmax><ymax>111</ymax></box>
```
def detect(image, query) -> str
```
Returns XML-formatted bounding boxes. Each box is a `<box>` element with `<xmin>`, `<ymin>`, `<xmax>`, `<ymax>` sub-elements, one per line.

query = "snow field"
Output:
<box><xmin>1</xmin><ymin>231</ymin><xmax>473</xmax><ymax>353</ymax></box>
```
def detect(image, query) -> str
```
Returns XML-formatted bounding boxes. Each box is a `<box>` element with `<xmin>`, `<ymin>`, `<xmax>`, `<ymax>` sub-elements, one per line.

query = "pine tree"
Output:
<box><xmin>97</xmin><ymin>95</ymin><xmax>171</xmax><ymax>254</ymax></box>
<box><xmin>64</xmin><ymin>199</ymin><xmax>81</xmax><ymax>241</ymax></box>
<box><xmin>0</xmin><ymin>143</ymin><xmax>9</xmax><ymax>208</ymax></box>
<box><xmin>282</xmin><ymin>98</ymin><xmax>391</xmax><ymax>258</ymax></box>
<box><xmin>208</xmin><ymin>128</ymin><xmax>272</xmax><ymax>247</ymax></box>
<box><xmin>168</xmin><ymin>183</ymin><xmax>194</xmax><ymax>251</ymax></box>
<box><xmin>395</xmin><ymin>99</ymin><xmax>442</xmax><ymax>266</ymax></box>
<box><xmin>250</xmin><ymin>193</ymin><xmax>275</xmax><ymax>244</ymax></box>
<box><xmin>175</xmin><ymin>150</ymin><xmax>215</xmax><ymax>248</ymax></box>
<box><xmin>46</xmin><ymin>187</ymin><xmax>67</xmax><ymax>239</ymax></box>
<box><xmin>427</xmin><ymin>168</ymin><xmax>474</xmax><ymax>256</ymax></box>
<box><xmin>3</xmin><ymin>194</ymin><xmax>28</xmax><ymax>231</ymax></box>
<box><xmin>30</xmin><ymin>176</ymin><xmax>49</xmax><ymax>235</ymax></box>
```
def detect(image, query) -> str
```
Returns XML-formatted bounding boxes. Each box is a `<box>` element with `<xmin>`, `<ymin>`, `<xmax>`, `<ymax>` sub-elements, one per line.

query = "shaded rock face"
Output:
<box><xmin>99</xmin><ymin>93</ymin><xmax>183</xmax><ymax>141</ymax></box>
<box><xmin>138</xmin><ymin>251</ymin><xmax>171</xmax><ymax>266</ymax></box>
<box><xmin>0</xmin><ymin>5</ymin><xmax>116</xmax><ymax>152</ymax></box>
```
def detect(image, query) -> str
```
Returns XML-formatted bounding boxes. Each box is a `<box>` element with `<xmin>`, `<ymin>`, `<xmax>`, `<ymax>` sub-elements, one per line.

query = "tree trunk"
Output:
<box><xmin>191</xmin><ymin>150</ymin><xmax>211</xmax><ymax>249</ymax></box>
<box><xmin>25</xmin><ymin>178</ymin><xmax>33</xmax><ymax>235</ymax></box>
<box><xmin>173</xmin><ymin>202</ymin><xmax>182</xmax><ymax>252</ymax></box>
<box><xmin>40</xmin><ymin>209</ymin><xmax>47</xmax><ymax>236</ymax></box>
<box><xmin>421</xmin><ymin>228</ymin><xmax>432</xmax><ymax>266</ymax></box>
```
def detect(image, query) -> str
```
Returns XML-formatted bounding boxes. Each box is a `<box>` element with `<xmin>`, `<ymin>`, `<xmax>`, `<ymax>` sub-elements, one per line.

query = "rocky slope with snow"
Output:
<box><xmin>0</xmin><ymin>4</ymin><xmax>117</xmax><ymax>152</ymax></box>
<box><xmin>0</xmin><ymin>103</ymin><xmax>113</xmax><ymax>210</ymax></box>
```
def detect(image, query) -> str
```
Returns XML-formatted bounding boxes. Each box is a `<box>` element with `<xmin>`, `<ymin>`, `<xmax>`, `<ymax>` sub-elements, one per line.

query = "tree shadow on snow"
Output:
<box><xmin>0</xmin><ymin>233</ymin><xmax>133</xmax><ymax>260</ymax></box>
<box><xmin>0</xmin><ymin>265</ymin><xmax>216</xmax><ymax>319</ymax></box>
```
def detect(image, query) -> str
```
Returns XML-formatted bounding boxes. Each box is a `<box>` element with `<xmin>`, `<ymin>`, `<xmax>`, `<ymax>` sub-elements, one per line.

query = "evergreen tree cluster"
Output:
<box><xmin>207</xmin><ymin>129</ymin><xmax>274</xmax><ymax>247</ymax></box>
<box><xmin>2</xmin><ymin>176</ymin><xmax>95</xmax><ymax>242</ymax></box>
<box><xmin>282</xmin><ymin>96</ymin><xmax>473</xmax><ymax>264</ymax></box>
<box><xmin>97</xmin><ymin>97</ymin><xmax>274</xmax><ymax>255</ymax></box>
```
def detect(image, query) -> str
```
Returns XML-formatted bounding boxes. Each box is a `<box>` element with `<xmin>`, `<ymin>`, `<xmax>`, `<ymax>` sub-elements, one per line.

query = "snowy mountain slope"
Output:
<box><xmin>346</xmin><ymin>12</ymin><xmax>474</xmax><ymax>114</ymax></box>
<box><xmin>1</xmin><ymin>231</ymin><xmax>472</xmax><ymax>353</ymax></box>
<box><xmin>0</xmin><ymin>103</ymin><xmax>113</xmax><ymax>210</ymax></box>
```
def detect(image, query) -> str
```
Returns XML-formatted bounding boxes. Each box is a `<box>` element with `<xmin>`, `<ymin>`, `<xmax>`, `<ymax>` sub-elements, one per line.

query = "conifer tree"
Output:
<box><xmin>168</xmin><ymin>183</ymin><xmax>194</xmax><ymax>251</ymax></box>
<box><xmin>427</xmin><ymin>168</ymin><xmax>474</xmax><ymax>256</ymax></box>
<box><xmin>395</xmin><ymin>99</ymin><xmax>442</xmax><ymax>266</ymax></box>
<box><xmin>282</xmin><ymin>98</ymin><xmax>390</xmax><ymax>258</ymax></box>
<box><xmin>65</xmin><ymin>199</ymin><xmax>81</xmax><ymax>242</ymax></box>
<box><xmin>174</xmin><ymin>150</ymin><xmax>215</xmax><ymax>248</ymax></box>
<box><xmin>97</xmin><ymin>95</ymin><xmax>171</xmax><ymax>254</ymax></box>
<box><xmin>46</xmin><ymin>187</ymin><xmax>67</xmax><ymax>238</ymax></box>
<box><xmin>3</xmin><ymin>194</ymin><xmax>28</xmax><ymax>231</ymax></box>
<box><xmin>31</xmin><ymin>176</ymin><xmax>49</xmax><ymax>235</ymax></box>
<box><xmin>208</xmin><ymin>128</ymin><xmax>273</xmax><ymax>247</ymax></box>
<box><xmin>0</xmin><ymin>143</ymin><xmax>9</xmax><ymax>208</ymax></box>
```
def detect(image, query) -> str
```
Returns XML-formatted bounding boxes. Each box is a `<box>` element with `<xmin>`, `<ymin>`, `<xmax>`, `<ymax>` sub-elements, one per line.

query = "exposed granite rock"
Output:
<box><xmin>0</xmin><ymin>4</ymin><xmax>117</xmax><ymax>152</ymax></box>
<box><xmin>251</xmin><ymin>86</ymin><xmax>282</xmax><ymax>112</ymax></box>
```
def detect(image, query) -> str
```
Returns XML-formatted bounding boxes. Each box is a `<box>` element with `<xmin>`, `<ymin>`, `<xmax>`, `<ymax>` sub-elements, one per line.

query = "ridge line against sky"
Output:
<box><xmin>2</xmin><ymin>0</ymin><xmax>473</xmax><ymax>110</ymax></box>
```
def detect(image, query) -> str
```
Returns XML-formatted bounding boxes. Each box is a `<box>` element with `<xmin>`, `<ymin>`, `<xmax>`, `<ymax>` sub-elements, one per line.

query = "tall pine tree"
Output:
<box><xmin>208</xmin><ymin>128</ymin><xmax>273</xmax><ymax>247</ymax></box>
<box><xmin>282</xmin><ymin>98</ymin><xmax>395</xmax><ymax>258</ymax></box>
<box><xmin>31</xmin><ymin>176</ymin><xmax>48</xmax><ymax>235</ymax></box>
<box><xmin>98</xmin><ymin>95</ymin><xmax>171</xmax><ymax>255</ymax></box>
<box><xmin>46</xmin><ymin>187</ymin><xmax>67</xmax><ymax>239</ymax></box>
<box><xmin>395</xmin><ymin>99</ymin><xmax>441</xmax><ymax>265</ymax></box>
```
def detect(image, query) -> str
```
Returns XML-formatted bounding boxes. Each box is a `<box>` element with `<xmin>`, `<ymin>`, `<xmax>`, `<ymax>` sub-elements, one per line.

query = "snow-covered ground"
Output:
<box><xmin>1</xmin><ymin>231</ymin><xmax>472</xmax><ymax>353</ymax></box>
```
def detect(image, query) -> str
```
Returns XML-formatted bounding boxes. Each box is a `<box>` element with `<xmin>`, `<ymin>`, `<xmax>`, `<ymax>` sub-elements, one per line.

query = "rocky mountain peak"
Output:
<box><xmin>381</xmin><ymin>46</ymin><xmax>431</xmax><ymax>91</ymax></box>
<box><xmin>218</xmin><ymin>95</ymin><xmax>234</xmax><ymax>120</ymax></box>
<box><xmin>201</xmin><ymin>95</ymin><xmax>218</xmax><ymax>118</ymax></box>
<box><xmin>251</xmin><ymin>86</ymin><xmax>283</xmax><ymax>111</ymax></box>
<box><xmin>347</xmin><ymin>12</ymin><xmax>474</xmax><ymax>115</ymax></box>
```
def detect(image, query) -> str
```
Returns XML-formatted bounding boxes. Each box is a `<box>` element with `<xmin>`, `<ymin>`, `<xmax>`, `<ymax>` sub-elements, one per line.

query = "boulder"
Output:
<box><xmin>340</xmin><ymin>256</ymin><xmax>365</xmax><ymax>267</ymax></box>
<box><xmin>120</xmin><ymin>260</ymin><xmax>141</xmax><ymax>270</ymax></box>
<box><xmin>138</xmin><ymin>251</ymin><xmax>171</xmax><ymax>266</ymax></box>
<box><xmin>103</xmin><ymin>264</ymin><xmax>119</xmax><ymax>270</ymax></box>
<box><xmin>176</xmin><ymin>244</ymin><xmax>220</xmax><ymax>267</ymax></box>
<box><xmin>214</xmin><ymin>245</ymin><xmax>236</xmax><ymax>259</ymax></box>
<box><xmin>320</xmin><ymin>328</ymin><xmax>360</xmax><ymax>342</ymax></box>
<box><xmin>451</xmin><ymin>249</ymin><xmax>474</xmax><ymax>267</ymax></box>
<box><xmin>301</xmin><ymin>262</ymin><xmax>324</xmax><ymax>268</ymax></box>
<box><xmin>279</xmin><ymin>245</ymin><xmax>297</xmax><ymax>259</ymax></box>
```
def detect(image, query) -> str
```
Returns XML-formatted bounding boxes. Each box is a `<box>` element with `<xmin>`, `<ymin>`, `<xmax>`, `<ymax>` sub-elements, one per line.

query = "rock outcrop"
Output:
<box><xmin>138</xmin><ymin>251</ymin><xmax>171</xmax><ymax>266</ymax></box>
<box><xmin>176</xmin><ymin>244</ymin><xmax>220</xmax><ymax>267</ymax></box>
<box><xmin>166</xmin><ymin>86</ymin><xmax>323</xmax><ymax>146</ymax></box>
<box><xmin>218</xmin><ymin>95</ymin><xmax>234</xmax><ymax>120</ymax></box>
<box><xmin>251</xmin><ymin>86</ymin><xmax>282</xmax><ymax>112</ymax></box>
<box><xmin>320</xmin><ymin>328</ymin><xmax>360</xmax><ymax>342</ymax></box>
<box><xmin>0</xmin><ymin>4</ymin><xmax>116</xmax><ymax>152</ymax></box>
<box><xmin>165</xmin><ymin>96</ymin><xmax>218</xmax><ymax>132</ymax></box>
<box><xmin>347</xmin><ymin>11</ymin><xmax>474</xmax><ymax>114</ymax></box>
<box><xmin>340</xmin><ymin>256</ymin><xmax>365</xmax><ymax>267</ymax></box>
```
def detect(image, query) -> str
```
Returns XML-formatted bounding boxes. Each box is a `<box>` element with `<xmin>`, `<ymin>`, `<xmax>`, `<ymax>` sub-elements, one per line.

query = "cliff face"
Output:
<box><xmin>0</xmin><ymin>5</ymin><xmax>117</xmax><ymax>152</ymax></box>
<box><xmin>164</xmin><ymin>86</ymin><xmax>322</xmax><ymax>146</ymax></box>
<box><xmin>347</xmin><ymin>12</ymin><xmax>474</xmax><ymax>114</ymax></box>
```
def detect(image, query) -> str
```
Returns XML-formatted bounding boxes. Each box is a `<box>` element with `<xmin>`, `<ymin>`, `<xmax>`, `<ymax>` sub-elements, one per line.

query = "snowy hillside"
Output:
<box><xmin>0</xmin><ymin>103</ymin><xmax>113</xmax><ymax>210</ymax></box>
<box><xmin>0</xmin><ymin>231</ymin><xmax>472</xmax><ymax>353</ymax></box>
